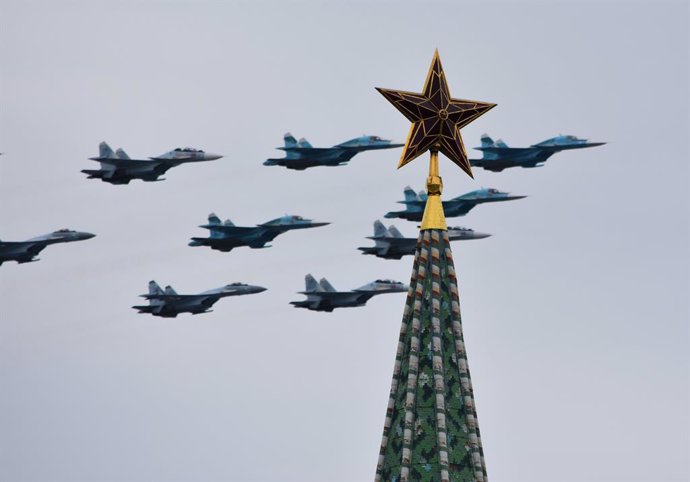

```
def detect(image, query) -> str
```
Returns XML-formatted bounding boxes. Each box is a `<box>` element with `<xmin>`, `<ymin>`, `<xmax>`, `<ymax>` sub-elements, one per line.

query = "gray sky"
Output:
<box><xmin>1</xmin><ymin>0</ymin><xmax>688</xmax><ymax>481</ymax></box>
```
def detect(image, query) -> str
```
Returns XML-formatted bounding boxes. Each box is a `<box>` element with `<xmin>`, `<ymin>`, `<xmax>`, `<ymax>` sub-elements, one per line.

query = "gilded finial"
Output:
<box><xmin>376</xmin><ymin>50</ymin><xmax>496</xmax><ymax>230</ymax></box>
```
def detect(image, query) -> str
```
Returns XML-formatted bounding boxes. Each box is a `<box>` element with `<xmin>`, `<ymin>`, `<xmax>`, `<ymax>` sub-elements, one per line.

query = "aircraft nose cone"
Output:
<box><xmin>82</xmin><ymin>232</ymin><xmax>96</xmax><ymax>240</ymax></box>
<box><xmin>254</xmin><ymin>286</ymin><xmax>268</xmax><ymax>294</ymax></box>
<box><xmin>473</xmin><ymin>232</ymin><xmax>491</xmax><ymax>239</ymax></box>
<box><xmin>205</xmin><ymin>153</ymin><xmax>223</xmax><ymax>161</ymax></box>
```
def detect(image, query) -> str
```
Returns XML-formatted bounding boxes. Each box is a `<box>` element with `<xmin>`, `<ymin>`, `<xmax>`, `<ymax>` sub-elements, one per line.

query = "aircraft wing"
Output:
<box><xmin>0</xmin><ymin>241</ymin><xmax>47</xmax><ymax>255</ymax></box>
<box><xmin>141</xmin><ymin>294</ymin><xmax>209</xmax><ymax>301</ymax></box>
<box><xmin>474</xmin><ymin>146</ymin><xmax>534</xmax><ymax>154</ymax></box>
<box><xmin>278</xmin><ymin>147</ymin><xmax>337</xmax><ymax>154</ymax></box>
<box><xmin>92</xmin><ymin>158</ymin><xmax>161</xmax><ymax>168</ymax></box>
<box><xmin>200</xmin><ymin>225</ymin><xmax>257</xmax><ymax>234</ymax></box>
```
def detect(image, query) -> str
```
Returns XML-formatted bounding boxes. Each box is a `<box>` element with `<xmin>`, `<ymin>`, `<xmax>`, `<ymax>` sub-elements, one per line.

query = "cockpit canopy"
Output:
<box><xmin>227</xmin><ymin>282</ymin><xmax>246</xmax><ymax>287</ymax></box>
<box><xmin>375</xmin><ymin>279</ymin><xmax>402</xmax><ymax>284</ymax></box>
<box><xmin>174</xmin><ymin>147</ymin><xmax>204</xmax><ymax>153</ymax></box>
<box><xmin>55</xmin><ymin>229</ymin><xmax>74</xmax><ymax>233</ymax></box>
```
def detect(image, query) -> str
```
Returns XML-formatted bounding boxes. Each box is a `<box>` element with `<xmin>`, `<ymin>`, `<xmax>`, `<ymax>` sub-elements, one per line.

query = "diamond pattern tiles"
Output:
<box><xmin>375</xmin><ymin>230</ymin><xmax>488</xmax><ymax>482</ymax></box>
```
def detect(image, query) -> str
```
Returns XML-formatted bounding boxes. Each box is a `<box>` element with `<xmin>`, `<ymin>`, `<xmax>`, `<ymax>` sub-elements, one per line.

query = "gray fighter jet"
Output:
<box><xmin>264</xmin><ymin>133</ymin><xmax>403</xmax><ymax>170</ymax></box>
<box><xmin>132</xmin><ymin>280</ymin><xmax>266</xmax><ymax>317</ymax></box>
<box><xmin>189</xmin><ymin>213</ymin><xmax>329</xmax><ymax>252</ymax></box>
<box><xmin>471</xmin><ymin>134</ymin><xmax>606</xmax><ymax>172</ymax></box>
<box><xmin>0</xmin><ymin>229</ymin><xmax>95</xmax><ymax>266</ymax></box>
<box><xmin>358</xmin><ymin>220</ymin><xmax>490</xmax><ymax>260</ymax></box>
<box><xmin>385</xmin><ymin>186</ymin><xmax>526</xmax><ymax>222</ymax></box>
<box><xmin>290</xmin><ymin>275</ymin><xmax>408</xmax><ymax>312</ymax></box>
<box><xmin>82</xmin><ymin>142</ymin><xmax>222</xmax><ymax>184</ymax></box>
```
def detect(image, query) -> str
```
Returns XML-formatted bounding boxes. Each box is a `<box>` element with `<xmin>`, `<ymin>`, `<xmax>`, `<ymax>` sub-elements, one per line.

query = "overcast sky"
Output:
<box><xmin>0</xmin><ymin>1</ymin><xmax>688</xmax><ymax>481</ymax></box>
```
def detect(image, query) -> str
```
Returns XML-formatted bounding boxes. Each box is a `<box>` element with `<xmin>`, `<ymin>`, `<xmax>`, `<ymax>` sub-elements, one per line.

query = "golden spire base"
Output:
<box><xmin>420</xmin><ymin>149</ymin><xmax>447</xmax><ymax>231</ymax></box>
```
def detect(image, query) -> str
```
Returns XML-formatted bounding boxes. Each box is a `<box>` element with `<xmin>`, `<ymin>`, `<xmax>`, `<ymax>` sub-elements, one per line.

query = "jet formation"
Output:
<box><xmin>290</xmin><ymin>275</ymin><xmax>408</xmax><ymax>312</ymax></box>
<box><xmin>189</xmin><ymin>214</ymin><xmax>329</xmax><ymax>252</ymax></box>
<box><xmin>0</xmin><ymin>229</ymin><xmax>95</xmax><ymax>266</ymax></box>
<box><xmin>264</xmin><ymin>133</ymin><xmax>403</xmax><ymax>170</ymax></box>
<box><xmin>82</xmin><ymin>142</ymin><xmax>222</xmax><ymax>184</ymax></box>
<box><xmin>385</xmin><ymin>186</ymin><xmax>526</xmax><ymax>222</ymax></box>
<box><xmin>470</xmin><ymin>134</ymin><xmax>605</xmax><ymax>172</ymax></box>
<box><xmin>132</xmin><ymin>280</ymin><xmax>266</xmax><ymax>317</ymax></box>
<box><xmin>359</xmin><ymin>220</ymin><xmax>490</xmax><ymax>260</ymax></box>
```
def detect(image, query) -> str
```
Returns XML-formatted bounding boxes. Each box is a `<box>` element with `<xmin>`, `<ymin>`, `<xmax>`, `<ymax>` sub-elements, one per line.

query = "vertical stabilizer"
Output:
<box><xmin>387</xmin><ymin>225</ymin><xmax>405</xmax><ymax>238</ymax></box>
<box><xmin>115</xmin><ymin>148</ymin><xmax>131</xmax><ymax>160</ymax></box>
<box><xmin>148</xmin><ymin>280</ymin><xmax>164</xmax><ymax>295</ymax></box>
<box><xmin>284</xmin><ymin>133</ymin><xmax>298</xmax><ymax>148</ymax></box>
<box><xmin>305</xmin><ymin>274</ymin><xmax>320</xmax><ymax>292</ymax></box>
<box><xmin>99</xmin><ymin>142</ymin><xmax>117</xmax><ymax>159</ymax></box>
<box><xmin>373</xmin><ymin>220</ymin><xmax>388</xmax><ymax>238</ymax></box>
<box><xmin>164</xmin><ymin>285</ymin><xmax>178</xmax><ymax>295</ymax></box>
<box><xmin>403</xmin><ymin>186</ymin><xmax>420</xmax><ymax>203</ymax></box>
<box><xmin>319</xmin><ymin>278</ymin><xmax>337</xmax><ymax>292</ymax></box>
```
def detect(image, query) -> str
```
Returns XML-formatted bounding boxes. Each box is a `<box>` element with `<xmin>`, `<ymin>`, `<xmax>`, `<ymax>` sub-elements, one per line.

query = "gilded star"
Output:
<box><xmin>376</xmin><ymin>50</ymin><xmax>496</xmax><ymax>177</ymax></box>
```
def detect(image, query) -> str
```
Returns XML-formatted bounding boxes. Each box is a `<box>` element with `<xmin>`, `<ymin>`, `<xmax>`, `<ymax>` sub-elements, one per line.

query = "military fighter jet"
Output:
<box><xmin>263</xmin><ymin>132</ymin><xmax>403</xmax><ymax>170</ymax></box>
<box><xmin>132</xmin><ymin>280</ymin><xmax>266</xmax><ymax>317</ymax></box>
<box><xmin>358</xmin><ymin>220</ymin><xmax>490</xmax><ymax>260</ymax></box>
<box><xmin>82</xmin><ymin>142</ymin><xmax>222</xmax><ymax>184</ymax></box>
<box><xmin>0</xmin><ymin>229</ymin><xmax>95</xmax><ymax>266</ymax></box>
<box><xmin>470</xmin><ymin>134</ymin><xmax>605</xmax><ymax>172</ymax></box>
<box><xmin>290</xmin><ymin>275</ymin><xmax>407</xmax><ymax>312</ymax></box>
<box><xmin>385</xmin><ymin>186</ymin><xmax>525</xmax><ymax>222</ymax></box>
<box><xmin>189</xmin><ymin>213</ymin><xmax>329</xmax><ymax>252</ymax></box>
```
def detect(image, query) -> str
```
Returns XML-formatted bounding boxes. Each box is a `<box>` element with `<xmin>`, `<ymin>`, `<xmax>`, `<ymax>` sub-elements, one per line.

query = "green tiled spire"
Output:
<box><xmin>375</xmin><ymin>229</ymin><xmax>487</xmax><ymax>482</ymax></box>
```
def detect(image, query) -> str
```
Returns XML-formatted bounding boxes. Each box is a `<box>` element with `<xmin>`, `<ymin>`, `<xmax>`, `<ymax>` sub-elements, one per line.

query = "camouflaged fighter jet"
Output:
<box><xmin>290</xmin><ymin>275</ymin><xmax>407</xmax><ymax>312</ymax></box>
<box><xmin>82</xmin><ymin>142</ymin><xmax>222</xmax><ymax>184</ymax></box>
<box><xmin>358</xmin><ymin>220</ymin><xmax>490</xmax><ymax>260</ymax></box>
<box><xmin>470</xmin><ymin>134</ymin><xmax>606</xmax><ymax>172</ymax></box>
<box><xmin>385</xmin><ymin>186</ymin><xmax>526</xmax><ymax>222</ymax></box>
<box><xmin>263</xmin><ymin>132</ymin><xmax>403</xmax><ymax>170</ymax></box>
<box><xmin>132</xmin><ymin>280</ymin><xmax>266</xmax><ymax>317</ymax></box>
<box><xmin>189</xmin><ymin>213</ymin><xmax>329</xmax><ymax>252</ymax></box>
<box><xmin>0</xmin><ymin>229</ymin><xmax>95</xmax><ymax>266</ymax></box>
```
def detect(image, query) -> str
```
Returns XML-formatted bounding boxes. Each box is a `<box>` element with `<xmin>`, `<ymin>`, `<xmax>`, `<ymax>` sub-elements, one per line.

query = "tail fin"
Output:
<box><xmin>223</xmin><ymin>219</ymin><xmax>235</xmax><ymax>227</ymax></box>
<box><xmin>115</xmin><ymin>148</ymin><xmax>131</xmax><ymax>160</ymax></box>
<box><xmin>208</xmin><ymin>213</ymin><xmax>222</xmax><ymax>225</ymax></box>
<box><xmin>319</xmin><ymin>278</ymin><xmax>337</xmax><ymax>292</ymax></box>
<box><xmin>387</xmin><ymin>225</ymin><xmax>405</xmax><ymax>238</ymax></box>
<box><xmin>284</xmin><ymin>133</ymin><xmax>298</xmax><ymax>148</ymax></box>
<box><xmin>297</xmin><ymin>137</ymin><xmax>313</xmax><ymax>148</ymax></box>
<box><xmin>373</xmin><ymin>220</ymin><xmax>388</xmax><ymax>237</ymax></box>
<box><xmin>164</xmin><ymin>285</ymin><xmax>178</xmax><ymax>295</ymax></box>
<box><xmin>305</xmin><ymin>274</ymin><xmax>319</xmax><ymax>292</ymax></box>
<box><xmin>403</xmin><ymin>186</ymin><xmax>419</xmax><ymax>203</ymax></box>
<box><xmin>495</xmin><ymin>139</ymin><xmax>508</xmax><ymax>148</ymax></box>
<box><xmin>98</xmin><ymin>141</ymin><xmax>117</xmax><ymax>159</ymax></box>
<box><xmin>480</xmin><ymin>134</ymin><xmax>495</xmax><ymax>148</ymax></box>
<box><xmin>148</xmin><ymin>280</ymin><xmax>164</xmax><ymax>295</ymax></box>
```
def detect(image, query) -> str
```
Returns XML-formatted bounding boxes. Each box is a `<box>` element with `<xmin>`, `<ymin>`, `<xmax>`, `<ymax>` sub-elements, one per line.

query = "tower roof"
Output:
<box><xmin>375</xmin><ymin>229</ymin><xmax>487</xmax><ymax>481</ymax></box>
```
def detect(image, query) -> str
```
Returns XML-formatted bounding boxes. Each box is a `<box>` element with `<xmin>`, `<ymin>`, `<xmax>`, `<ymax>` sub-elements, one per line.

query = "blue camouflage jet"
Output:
<box><xmin>82</xmin><ymin>142</ymin><xmax>222</xmax><ymax>184</ymax></box>
<box><xmin>290</xmin><ymin>275</ymin><xmax>408</xmax><ymax>312</ymax></box>
<box><xmin>0</xmin><ymin>229</ymin><xmax>95</xmax><ymax>266</ymax></box>
<box><xmin>132</xmin><ymin>280</ymin><xmax>266</xmax><ymax>317</ymax></box>
<box><xmin>189</xmin><ymin>213</ymin><xmax>329</xmax><ymax>252</ymax></box>
<box><xmin>359</xmin><ymin>220</ymin><xmax>490</xmax><ymax>260</ymax></box>
<box><xmin>263</xmin><ymin>133</ymin><xmax>403</xmax><ymax>170</ymax></box>
<box><xmin>385</xmin><ymin>186</ymin><xmax>526</xmax><ymax>222</ymax></box>
<box><xmin>470</xmin><ymin>134</ymin><xmax>605</xmax><ymax>172</ymax></box>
